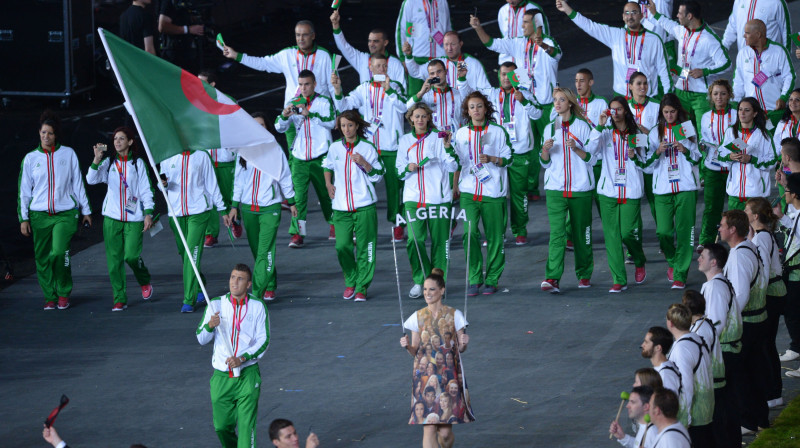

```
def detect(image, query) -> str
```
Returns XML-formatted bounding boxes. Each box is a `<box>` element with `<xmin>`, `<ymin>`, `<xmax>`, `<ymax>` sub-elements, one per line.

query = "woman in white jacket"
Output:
<box><xmin>86</xmin><ymin>126</ymin><xmax>154</xmax><ymax>311</ymax></box>
<box><xmin>226</xmin><ymin>113</ymin><xmax>298</xmax><ymax>301</ymax></box>
<box><xmin>539</xmin><ymin>87</ymin><xmax>595</xmax><ymax>294</ymax></box>
<box><xmin>396</xmin><ymin>103</ymin><xmax>459</xmax><ymax>298</ymax></box>
<box><xmin>323</xmin><ymin>110</ymin><xmax>385</xmax><ymax>302</ymax></box>
<box><xmin>589</xmin><ymin>96</ymin><xmax>648</xmax><ymax>292</ymax></box>
<box><xmin>645</xmin><ymin>93</ymin><xmax>701</xmax><ymax>289</ymax></box>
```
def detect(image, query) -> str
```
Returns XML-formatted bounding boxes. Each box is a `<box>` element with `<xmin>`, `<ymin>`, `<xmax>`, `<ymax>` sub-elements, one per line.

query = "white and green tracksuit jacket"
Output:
<box><xmin>18</xmin><ymin>145</ymin><xmax>91</xmax><ymax>222</ymax></box>
<box><xmin>86</xmin><ymin>155</ymin><xmax>154</xmax><ymax>221</ymax></box>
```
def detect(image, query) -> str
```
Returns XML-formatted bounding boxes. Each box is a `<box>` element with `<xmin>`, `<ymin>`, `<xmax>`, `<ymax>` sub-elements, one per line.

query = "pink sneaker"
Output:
<box><xmin>204</xmin><ymin>235</ymin><xmax>217</xmax><ymax>248</ymax></box>
<box><xmin>667</xmin><ymin>267</ymin><xmax>674</xmax><ymax>282</ymax></box>
<box><xmin>392</xmin><ymin>226</ymin><xmax>405</xmax><ymax>242</ymax></box>
<box><xmin>231</xmin><ymin>222</ymin><xmax>243</xmax><ymax>238</ymax></box>
<box><xmin>57</xmin><ymin>296</ymin><xmax>70</xmax><ymax>310</ymax></box>
<box><xmin>635</xmin><ymin>267</ymin><xmax>647</xmax><ymax>284</ymax></box>
<box><xmin>141</xmin><ymin>284</ymin><xmax>153</xmax><ymax>300</ymax></box>
<box><xmin>329</xmin><ymin>224</ymin><xmax>336</xmax><ymax>240</ymax></box>
<box><xmin>578</xmin><ymin>279</ymin><xmax>591</xmax><ymax>288</ymax></box>
<box><xmin>671</xmin><ymin>281</ymin><xmax>686</xmax><ymax>289</ymax></box>
<box><xmin>515</xmin><ymin>235</ymin><xmax>527</xmax><ymax>245</ymax></box>
<box><xmin>343</xmin><ymin>287</ymin><xmax>355</xmax><ymax>300</ymax></box>
<box><xmin>263</xmin><ymin>290</ymin><xmax>275</xmax><ymax>301</ymax></box>
<box><xmin>288</xmin><ymin>234</ymin><xmax>304</xmax><ymax>248</ymax></box>
<box><xmin>112</xmin><ymin>303</ymin><xmax>127</xmax><ymax>312</ymax></box>
<box><xmin>541</xmin><ymin>279</ymin><xmax>560</xmax><ymax>293</ymax></box>
<box><xmin>43</xmin><ymin>301</ymin><xmax>56</xmax><ymax>311</ymax></box>
<box><xmin>609</xmin><ymin>284</ymin><xmax>628</xmax><ymax>293</ymax></box>
<box><xmin>354</xmin><ymin>293</ymin><xmax>367</xmax><ymax>302</ymax></box>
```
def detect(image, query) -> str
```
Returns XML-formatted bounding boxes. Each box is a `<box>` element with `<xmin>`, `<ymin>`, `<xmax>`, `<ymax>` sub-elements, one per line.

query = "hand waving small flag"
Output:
<box><xmin>627</xmin><ymin>134</ymin><xmax>646</xmax><ymax>148</ymax></box>
<box><xmin>331</xmin><ymin>0</ymin><xmax>342</xmax><ymax>9</ymax></box>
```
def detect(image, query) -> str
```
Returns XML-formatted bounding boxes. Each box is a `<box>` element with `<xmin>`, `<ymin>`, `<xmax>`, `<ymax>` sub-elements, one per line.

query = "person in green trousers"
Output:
<box><xmin>18</xmin><ymin>111</ymin><xmax>92</xmax><ymax>310</ymax></box>
<box><xmin>86</xmin><ymin>126</ymin><xmax>155</xmax><ymax>311</ymax></box>
<box><xmin>644</xmin><ymin>94</ymin><xmax>701</xmax><ymax>289</ymax></box>
<box><xmin>322</xmin><ymin>110</ymin><xmax>385</xmax><ymax>302</ymax></box>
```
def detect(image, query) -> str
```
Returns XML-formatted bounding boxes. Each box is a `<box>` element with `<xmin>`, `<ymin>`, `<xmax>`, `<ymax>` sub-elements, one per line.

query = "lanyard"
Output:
<box><xmin>231</xmin><ymin>296</ymin><xmax>249</xmax><ymax>333</ymax></box>
<box><xmin>114</xmin><ymin>158</ymin><xmax>131</xmax><ymax>191</ymax></box>
<box><xmin>710</xmin><ymin>109</ymin><xmax>733</xmax><ymax>144</ymax></box>
<box><xmin>433</xmin><ymin>88</ymin><xmax>455</xmax><ymax>127</ymax></box>
<box><xmin>782</xmin><ymin>116</ymin><xmax>800</xmax><ymax>137</ymax></box>
<box><xmin>524</xmin><ymin>39</ymin><xmax>540</xmax><ymax>77</ymax></box>
<box><xmin>747</xmin><ymin>0</ymin><xmax>759</xmax><ymax>21</ymax></box>
<box><xmin>741</xmin><ymin>128</ymin><xmax>753</xmax><ymax>144</ymax></box>
<box><xmin>632</xmin><ymin>101</ymin><xmax>645</xmax><ymax>125</ymax></box>
<box><xmin>369</xmin><ymin>83</ymin><xmax>386</xmax><ymax>119</ymax></box>
<box><xmin>666</xmin><ymin>124</ymin><xmax>678</xmax><ymax>163</ymax></box>
<box><xmin>422</xmin><ymin>0</ymin><xmax>438</xmax><ymax>33</ymax></box>
<box><xmin>499</xmin><ymin>90</ymin><xmax>516</xmax><ymax>124</ymax></box>
<box><xmin>681</xmin><ymin>29</ymin><xmax>703</xmax><ymax>67</ymax></box>
<box><xmin>467</xmin><ymin>126</ymin><xmax>484</xmax><ymax>162</ymax></box>
<box><xmin>507</xmin><ymin>4</ymin><xmax>525</xmax><ymax>37</ymax></box>
<box><xmin>612</xmin><ymin>130</ymin><xmax>626</xmax><ymax>163</ymax></box>
<box><xmin>295</xmin><ymin>50</ymin><xmax>317</xmax><ymax>75</ymax></box>
<box><xmin>625</xmin><ymin>30</ymin><xmax>646</xmax><ymax>65</ymax></box>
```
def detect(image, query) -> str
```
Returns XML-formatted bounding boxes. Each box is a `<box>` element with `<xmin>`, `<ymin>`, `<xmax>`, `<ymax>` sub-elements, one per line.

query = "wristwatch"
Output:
<box><xmin>239</xmin><ymin>355</ymin><xmax>246</xmax><ymax>364</ymax></box>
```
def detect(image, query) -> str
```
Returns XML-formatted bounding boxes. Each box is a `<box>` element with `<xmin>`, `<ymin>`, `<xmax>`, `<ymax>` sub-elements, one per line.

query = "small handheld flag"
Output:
<box><xmin>507</xmin><ymin>72</ymin><xmax>520</xmax><ymax>88</ymax></box>
<box><xmin>672</xmin><ymin>121</ymin><xmax>696</xmax><ymax>141</ymax></box>
<box><xmin>511</xmin><ymin>68</ymin><xmax>532</xmax><ymax>90</ymax></box>
<box><xmin>332</xmin><ymin>54</ymin><xmax>343</xmax><ymax>71</ymax></box>
<box><xmin>291</xmin><ymin>96</ymin><xmax>308</xmax><ymax>106</ymax></box>
<box><xmin>791</xmin><ymin>32</ymin><xmax>800</xmax><ymax>47</ymax></box>
<box><xmin>44</xmin><ymin>395</ymin><xmax>69</xmax><ymax>428</ymax></box>
<box><xmin>331</xmin><ymin>0</ymin><xmax>342</xmax><ymax>9</ymax></box>
<box><xmin>725</xmin><ymin>138</ymin><xmax>747</xmax><ymax>153</ymax></box>
<box><xmin>627</xmin><ymin>134</ymin><xmax>646</xmax><ymax>148</ymax></box>
<box><xmin>215</xmin><ymin>33</ymin><xmax>225</xmax><ymax>51</ymax></box>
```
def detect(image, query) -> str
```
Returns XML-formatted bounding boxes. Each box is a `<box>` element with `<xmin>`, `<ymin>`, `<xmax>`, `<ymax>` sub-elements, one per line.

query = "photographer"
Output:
<box><xmin>158</xmin><ymin>0</ymin><xmax>205</xmax><ymax>72</ymax></box>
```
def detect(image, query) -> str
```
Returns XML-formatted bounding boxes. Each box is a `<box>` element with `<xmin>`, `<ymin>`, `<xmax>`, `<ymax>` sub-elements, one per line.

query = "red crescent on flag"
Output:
<box><xmin>180</xmin><ymin>71</ymin><xmax>241</xmax><ymax>115</ymax></box>
<box><xmin>678</xmin><ymin>128</ymin><xmax>686</xmax><ymax>138</ymax></box>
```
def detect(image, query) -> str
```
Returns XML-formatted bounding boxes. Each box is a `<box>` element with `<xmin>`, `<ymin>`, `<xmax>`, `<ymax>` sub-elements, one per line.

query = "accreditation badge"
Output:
<box><xmin>614</xmin><ymin>169</ymin><xmax>627</xmax><ymax>187</ymax></box>
<box><xmin>503</xmin><ymin>122</ymin><xmax>517</xmax><ymax>143</ymax></box>
<box><xmin>365</xmin><ymin>117</ymin><xmax>382</xmax><ymax>137</ymax></box>
<box><xmin>471</xmin><ymin>162</ymin><xmax>492</xmax><ymax>184</ymax></box>
<box><xmin>668</xmin><ymin>164</ymin><xmax>681</xmax><ymax>183</ymax></box>
<box><xmin>752</xmin><ymin>71</ymin><xmax>768</xmax><ymax>87</ymax></box>
<box><xmin>678</xmin><ymin>67</ymin><xmax>690</xmax><ymax>80</ymax></box>
<box><xmin>125</xmin><ymin>196</ymin><xmax>139</xmax><ymax>214</ymax></box>
<box><xmin>626</xmin><ymin>66</ymin><xmax>639</xmax><ymax>82</ymax></box>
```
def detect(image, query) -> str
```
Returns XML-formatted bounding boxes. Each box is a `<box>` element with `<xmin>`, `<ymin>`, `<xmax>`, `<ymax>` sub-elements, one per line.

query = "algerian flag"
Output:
<box><xmin>671</xmin><ymin>121</ymin><xmax>696</xmax><ymax>141</ymax></box>
<box><xmin>332</xmin><ymin>53</ymin><xmax>343</xmax><ymax>71</ymax></box>
<box><xmin>291</xmin><ymin>96</ymin><xmax>308</xmax><ymax>106</ymax></box>
<box><xmin>627</xmin><ymin>134</ymin><xmax>646</xmax><ymax>148</ymax></box>
<box><xmin>725</xmin><ymin>138</ymin><xmax>747</xmax><ymax>153</ymax></box>
<box><xmin>215</xmin><ymin>33</ymin><xmax>225</xmax><ymax>51</ymax></box>
<box><xmin>331</xmin><ymin>0</ymin><xmax>342</xmax><ymax>9</ymax></box>
<box><xmin>98</xmin><ymin>28</ymin><xmax>282</xmax><ymax>181</ymax></box>
<box><xmin>405</xmin><ymin>22</ymin><xmax>414</xmax><ymax>37</ymax></box>
<box><xmin>511</xmin><ymin>68</ymin><xmax>532</xmax><ymax>90</ymax></box>
<box><xmin>791</xmin><ymin>32</ymin><xmax>800</xmax><ymax>47</ymax></box>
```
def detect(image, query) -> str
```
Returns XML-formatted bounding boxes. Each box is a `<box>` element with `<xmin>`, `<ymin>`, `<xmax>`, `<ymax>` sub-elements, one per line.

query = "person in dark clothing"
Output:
<box><xmin>119</xmin><ymin>0</ymin><xmax>156</xmax><ymax>54</ymax></box>
<box><xmin>157</xmin><ymin>0</ymin><xmax>205</xmax><ymax>72</ymax></box>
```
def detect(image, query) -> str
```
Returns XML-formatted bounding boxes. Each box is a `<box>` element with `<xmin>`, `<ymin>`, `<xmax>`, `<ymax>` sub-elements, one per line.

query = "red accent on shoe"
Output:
<box><xmin>329</xmin><ymin>224</ymin><xmax>336</xmax><ymax>240</ymax></box>
<box><xmin>112</xmin><ymin>303</ymin><xmax>126</xmax><ymax>311</ymax></box>
<box><xmin>354</xmin><ymin>293</ymin><xmax>367</xmax><ymax>302</ymax></box>
<box><xmin>515</xmin><ymin>235</ymin><xmax>527</xmax><ymax>245</ymax></box>
<box><xmin>609</xmin><ymin>284</ymin><xmax>627</xmax><ymax>293</ymax></box>
<box><xmin>43</xmin><ymin>301</ymin><xmax>56</xmax><ymax>310</ymax></box>
<box><xmin>635</xmin><ymin>267</ymin><xmax>647</xmax><ymax>284</ymax></box>
<box><xmin>667</xmin><ymin>267</ymin><xmax>674</xmax><ymax>282</ymax></box>
<box><xmin>392</xmin><ymin>226</ymin><xmax>405</xmax><ymax>242</ymax></box>
<box><xmin>578</xmin><ymin>279</ymin><xmax>591</xmax><ymax>288</ymax></box>
<box><xmin>141</xmin><ymin>284</ymin><xmax>153</xmax><ymax>300</ymax></box>
<box><xmin>231</xmin><ymin>222</ymin><xmax>243</xmax><ymax>238</ymax></box>
<box><xmin>541</xmin><ymin>279</ymin><xmax>560</xmax><ymax>293</ymax></box>
<box><xmin>288</xmin><ymin>234</ymin><xmax>304</xmax><ymax>248</ymax></box>
<box><xmin>343</xmin><ymin>287</ymin><xmax>356</xmax><ymax>300</ymax></box>
<box><xmin>566</xmin><ymin>240</ymin><xmax>574</xmax><ymax>250</ymax></box>
<box><xmin>57</xmin><ymin>297</ymin><xmax>70</xmax><ymax>310</ymax></box>
<box><xmin>263</xmin><ymin>290</ymin><xmax>275</xmax><ymax>301</ymax></box>
<box><xmin>204</xmin><ymin>235</ymin><xmax>217</xmax><ymax>248</ymax></box>
<box><xmin>671</xmin><ymin>281</ymin><xmax>686</xmax><ymax>289</ymax></box>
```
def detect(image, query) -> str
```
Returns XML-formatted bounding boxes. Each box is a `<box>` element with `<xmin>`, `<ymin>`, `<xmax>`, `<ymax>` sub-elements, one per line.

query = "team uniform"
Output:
<box><xmin>566</xmin><ymin>10</ymin><xmax>670</xmax><ymax>98</ymax></box>
<box><xmin>452</xmin><ymin>122</ymin><xmax>513</xmax><ymax>289</ymax></box>
<box><xmin>335</xmin><ymin>79</ymin><xmax>408</xmax><ymax>227</ymax></box>
<box><xmin>396</xmin><ymin>130</ymin><xmax>459</xmax><ymax>283</ymax></box>
<box><xmin>205</xmin><ymin>148</ymin><xmax>236</xmax><ymax>243</ymax></box>
<box><xmin>406</xmin><ymin>53</ymin><xmax>491</xmax><ymax>92</ymax></box>
<box><xmin>640</xmin><ymin>0</ymin><xmax>674</xmax><ymax>58</ymax></box>
<box><xmin>629</xmin><ymin>96</ymin><xmax>661</xmax><ymax>223</ymax></box>
<box><xmin>161</xmin><ymin>151</ymin><xmax>225</xmax><ymax>308</ymax></box>
<box><xmin>332</xmin><ymin>27</ymin><xmax>407</xmax><ymax>91</ymax></box>
<box><xmin>407</xmin><ymin>84</ymin><xmax>471</xmax><ymax>134</ymax></box>
<box><xmin>722</xmin><ymin>0</ymin><xmax>791</xmax><ymax>51</ymax></box>
<box><xmin>576</xmin><ymin>94</ymin><xmax>608</xmax><ymax>217</ymax></box>
<box><xmin>231</xmin><ymin>155</ymin><xmax>296</xmax><ymax>299</ymax></box>
<box><xmin>396</xmin><ymin>0</ymin><xmax>451</xmax><ymax>95</ymax></box>
<box><xmin>653</xmin><ymin>14</ymin><xmax>731</xmax><ymax>126</ymax></box>
<box><xmin>86</xmin><ymin>155</ymin><xmax>154</xmax><ymax>307</ymax></box>
<box><xmin>648</xmin><ymin>422</ymin><xmax>692</xmax><ymax>448</ymax></box>
<box><xmin>197</xmin><ymin>293</ymin><xmax>270</xmax><ymax>448</ymax></box>
<box><xmin>540</xmin><ymin>116</ymin><xmax>595</xmax><ymax>284</ymax></box>
<box><xmin>718</xmin><ymin>126</ymin><xmax>777</xmax><ymax>209</ymax></box>
<box><xmin>275</xmin><ymin>92</ymin><xmax>336</xmax><ymax>239</ymax></box>
<box><xmin>322</xmin><ymin>138</ymin><xmax>385</xmax><ymax>298</ymax></box>
<box><xmin>732</xmin><ymin>40</ymin><xmax>795</xmax><ymax>122</ymax></box>
<box><xmin>655</xmin><ymin>359</ymin><xmax>683</xmax><ymax>397</ymax></box>
<box><xmin>645</xmin><ymin>127</ymin><xmax>701</xmax><ymax>284</ymax></box>
<box><xmin>615</xmin><ymin>422</ymin><xmax>657</xmax><ymax>448</ymax></box>
<box><xmin>496</xmin><ymin>1</ymin><xmax>549</xmax><ymax>64</ymax></box>
<box><xmin>698</xmin><ymin>108</ymin><xmax>735</xmax><ymax>246</ymax></box>
<box><xmin>18</xmin><ymin>144</ymin><xmax>92</xmax><ymax>307</ymax></box>
<box><xmin>587</xmin><ymin>126</ymin><xmax>647</xmax><ymax>286</ymax></box>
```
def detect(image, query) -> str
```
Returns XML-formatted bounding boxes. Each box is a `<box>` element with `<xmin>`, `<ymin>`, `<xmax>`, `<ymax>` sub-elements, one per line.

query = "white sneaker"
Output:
<box><xmin>767</xmin><ymin>398</ymin><xmax>784</xmax><ymax>408</ymax></box>
<box><xmin>780</xmin><ymin>349</ymin><xmax>800</xmax><ymax>361</ymax></box>
<box><xmin>786</xmin><ymin>369</ymin><xmax>800</xmax><ymax>378</ymax></box>
<box><xmin>741</xmin><ymin>426</ymin><xmax>755</xmax><ymax>436</ymax></box>
<box><xmin>409</xmin><ymin>284</ymin><xmax>423</xmax><ymax>299</ymax></box>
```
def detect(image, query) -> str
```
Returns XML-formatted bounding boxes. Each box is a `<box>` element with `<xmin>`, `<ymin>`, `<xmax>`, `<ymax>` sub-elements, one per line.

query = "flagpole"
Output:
<box><xmin>97</xmin><ymin>28</ymin><xmax>240</xmax><ymax>376</ymax></box>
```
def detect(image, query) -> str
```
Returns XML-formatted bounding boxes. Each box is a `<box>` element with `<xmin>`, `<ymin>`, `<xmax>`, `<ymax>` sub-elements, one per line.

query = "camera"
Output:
<box><xmin>429</xmin><ymin>77</ymin><xmax>441</xmax><ymax>85</ymax></box>
<box><xmin>97</xmin><ymin>144</ymin><xmax>108</xmax><ymax>152</ymax></box>
<box><xmin>373</xmin><ymin>74</ymin><xmax>386</xmax><ymax>82</ymax></box>
<box><xmin>291</xmin><ymin>106</ymin><xmax>301</xmax><ymax>114</ymax></box>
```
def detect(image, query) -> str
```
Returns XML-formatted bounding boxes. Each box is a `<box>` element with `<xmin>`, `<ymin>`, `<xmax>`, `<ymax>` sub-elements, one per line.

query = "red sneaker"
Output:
<box><xmin>515</xmin><ymin>235</ymin><xmax>527</xmax><ymax>245</ymax></box>
<box><xmin>288</xmin><ymin>234</ymin><xmax>304</xmax><ymax>248</ymax></box>
<box><xmin>43</xmin><ymin>301</ymin><xmax>56</xmax><ymax>311</ymax></box>
<box><xmin>329</xmin><ymin>224</ymin><xmax>336</xmax><ymax>240</ymax></box>
<box><xmin>609</xmin><ymin>284</ymin><xmax>627</xmax><ymax>293</ymax></box>
<box><xmin>635</xmin><ymin>267</ymin><xmax>647</xmax><ymax>284</ymax></box>
<box><xmin>566</xmin><ymin>240</ymin><xmax>574</xmax><ymax>251</ymax></box>
<box><xmin>667</xmin><ymin>267</ymin><xmax>674</xmax><ymax>282</ymax></box>
<box><xmin>541</xmin><ymin>279</ymin><xmax>560</xmax><ymax>293</ymax></box>
<box><xmin>343</xmin><ymin>287</ymin><xmax>356</xmax><ymax>300</ymax></box>
<box><xmin>392</xmin><ymin>226</ymin><xmax>405</xmax><ymax>242</ymax></box>
<box><xmin>112</xmin><ymin>303</ymin><xmax>127</xmax><ymax>312</ymax></box>
<box><xmin>578</xmin><ymin>279</ymin><xmax>591</xmax><ymax>288</ymax></box>
<box><xmin>204</xmin><ymin>235</ymin><xmax>217</xmax><ymax>248</ymax></box>
<box><xmin>354</xmin><ymin>293</ymin><xmax>367</xmax><ymax>302</ymax></box>
<box><xmin>141</xmin><ymin>284</ymin><xmax>153</xmax><ymax>300</ymax></box>
<box><xmin>231</xmin><ymin>222</ymin><xmax>243</xmax><ymax>238</ymax></box>
<box><xmin>57</xmin><ymin>296</ymin><xmax>70</xmax><ymax>310</ymax></box>
<box><xmin>263</xmin><ymin>290</ymin><xmax>275</xmax><ymax>301</ymax></box>
<box><xmin>671</xmin><ymin>281</ymin><xmax>686</xmax><ymax>289</ymax></box>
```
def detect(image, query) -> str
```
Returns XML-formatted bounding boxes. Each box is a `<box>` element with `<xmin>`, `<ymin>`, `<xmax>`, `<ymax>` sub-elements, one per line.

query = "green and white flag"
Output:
<box><xmin>671</xmin><ymin>120</ymin><xmax>697</xmax><ymax>141</ymax></box>
<box><xmin>98</xmin><ymin>28</ymin><xmax>283</xmax><ymax>181</ymax></box>
<box><xmin>331</xmin><ymin>0</ymin><xmax>342</xmax><ymax>9</ymax></box>
<box><xmin>627</xmin><ymin>134</ymin><xmax>647</xmax><ymax>148</ymax></box>
<box><xmin>724</xmin><ymin>137</ymin><xmax>747</xmax><ymax>153</ymax></box>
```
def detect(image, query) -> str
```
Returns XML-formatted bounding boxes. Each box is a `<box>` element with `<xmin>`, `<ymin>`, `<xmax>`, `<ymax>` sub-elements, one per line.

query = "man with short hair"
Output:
<box><xmin>330</xmin><ymin>10</ymin><xmax>406</xmax><ymax>91</ymax></box>
<box><xmin>119</xmin><ymin>0</ymin><xmax>155</xmax><ymax>55</ymax></box>
<box><xmin>718</xmin><ymin>209</ymin><xmax>770</xmax><ymax>434</ymax></box>
<box><xmin>496</xmin><ymin>1</ymin><xmax>549</xmax><ymax>64</ymax></box>
<box><xmin>403</xmin><ymin>31</ymin><xmax>491</xmax><ymax>92</ymax></box>
<box><xmin>573</xmin><ymin>69</ymin><xmax>608</xmax><ymax>127</ymax></box>
<box><xmin>609</xmin><ymin>385</ymin><xmax>657</xmax><ymax>447</ymax></box>
<box><xmin>698</xmin><ymin>242</ymin><xmax>742</xmax><ymax>446</ymax></box>
<box><xmin>555</xmin><ymin>0</ymin><xmax>670</xmax><ymax>99</ymax></box>
<box><xmin>158</xmin><ymin>0</ymin><xmax>205</xmax><ymax>72</ymax></box>
<box><xmin>775</xmin><ymin>137</ymin><xmax>800</xmax><ymax>217</ymax></box>
<box><xmin>778</xmin><ymin>174</ymin><xmax>800</xmax><ymax>376</ymax></box>
<box><xmin>648</xmin><ymin>387</ymin><xmax>692</xmax><ymax>448</ymax></box>
<box><xmin>395</xmin><ymin>0</ymin><xmax>452</xmax><ymax>96</ymax></box>
<box><xmin>422</xmin><ymin>386</ymin><xmax>437</xmax><ymax>413</ymax></box>
<box><xmin>406</xmin><ymin>60</ymin><xmax>470</xmax><ymax>133</ymax></box>
<box><xmin>641</xmin><ymin>326</ymin><xmax>682</xmax><ymax>395</ymax></box>
<box><xmin>197</xmin><ymin>264</ymin><xmax>270</xmax><ymax>448</ymax></box>
<box><xmin>722</xmin><ymin>0</ymin><xmax>791</xmax><ymax>52</ymax></box>
<box><xmin>269</xmin><ymin>419</ymin><xmax>319</xmax><ymax>448</ymax></box>
<box><xmin>732</xmin><ymin>19</ymin><xmax>795</xmax><ymax>124</ymax></box>
<box><xmin>276</xmin><ymin>70</ymin><xmax>336</xmax><ymax>248</ymax></box>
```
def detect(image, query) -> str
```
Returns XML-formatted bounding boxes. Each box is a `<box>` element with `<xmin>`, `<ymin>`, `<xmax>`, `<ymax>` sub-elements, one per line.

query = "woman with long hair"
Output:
<box><xmin>628</xmin><ymin>72</ymin><xmax>661</xmax><ymax>224</ymax></box>
<box><xmin>226</xmin><ymin>113</ymin><xmax>298</xmax><ymax>301</ymax></box>
<box><xmin>698</xmin><ymin>80</ymin><xmax>736</xmax><ymax>251</ymax></box>
<box><xmin>718</xmin><ymin>97</ymin><xmax>776</xmax><ymax>209</ymax></box>
<box><xmin>409</xmin><ymin>401</ymin><xmax>426</xmax><ymax>425</ymax></box>
<box><xmin>86</xmin><ymin>126</ymin><xmax>154</xmax><ymax>311</ymax></box>
<box><xmin>451</xmin><ymin>91</ymin><xmax>512</xmax><ymax>296</ymax></box>
<box><xmin>744</xmin><ymin>197</ymin><xmax>787</xmax><ymax>408</ymax></box>
<box><xmin>589</xmin><ymin>96</ymin><xmax>648</xmax><ymax>292</ymax></box>
<box><xmin>773</xmin><ymin>88</ymin><xmax>800</xmax><ymax>148</ymax></box>
<box><xmin>396</xmin><ymin>102</ymin><xmax>459</xmax><ymax>298</ymax></box>
<box><xmin>18</xmin><ymin>111</ymin><xmax>92</xmax><ymax>310</ymax></box>
<box><xmin>401</xmin><ymin>268</ymin><xmax>473</xmax><ymax>448</ymax></box>
<box><xmin>322</xmin><ymin>109</ymin><xmax>384</xmax><ymax>302</ymax></box>
<box><xmin>645</xmin><ymin>93</ymin><xmax>701</xmax><ymax>289</ymax></box>
<box><xmin>539</xmin><ymin>87</ymin><xmax>595</xmax><ymax>293</ymax></box>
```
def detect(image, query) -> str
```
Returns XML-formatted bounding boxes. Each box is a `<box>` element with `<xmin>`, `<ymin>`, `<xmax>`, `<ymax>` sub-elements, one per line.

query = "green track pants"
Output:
<box><xmin>655</xmin><ymin>191</ymin><xmax>697</xmax><ymax>283</ymax></box>
<box><xmin>528</xmin><ymin>104</ymin><xmax>554</xmax><ymax>195</ymax></box>
<box><xmin>103</xmin><ymin>217</ymin><xmax>151</xmax><ymax>304</ymax></box>
<box><xmin>241</xmin><ymin>204</ymin><xmax>281</xmax><ymax>298</ymax></box>
<box><xmin>728</xmin><ymin>195</ymin><xmax>750</xmax><ymax>211</ymax></box>
<box><xmin>207</xmin><ymin>161</ymin><xmax>236</xmax><ymax>239</ymax></box>
<box><xmin>598</xmin><ymin>196</ymin><xmax>646</xmax><ymax>285</ymax></box>
<box><xmin>170</xmin><ymin>211</ymin><xmax>210</xmax><ymax>306</ymax></box>
<box><xmin>333</xmin><ymin>205</ymin><xmax>378</xmax><ymax>295</ymax></box>
<box><xmin>544</xmin><ymin>191</ymin><xmax>594</xmax><ymax>281</ymax></box>
<box><xmin>210</xmin><ymin>365</ymin><xmax>261</xmax><ymax>448</ymax></box>
<box><xmin>675</xmin><ymin>89</ymin><xmax>710</xmax><ymax>131</ymax></box>
<box><xmin>699</xmin><ymin>168</ymin><xmax>728</xmax><ymax>246</ymax></box>
<box><xmin>508</xmin><ymin>151</ymin><xmax>533</xmax><ymax>236</ymax></box>
<box><xmin>381</xmin><ymin>152</ymin><xmax>404</xmax><ymax>224</ymax></box>
<box><xmin>404</xmin><ymin>202</ymin><xmax>452</xmax><ymax>284</ymax></box>
<box><xmin>288</xmin><ymin>156</ymin><xmax>333</xmax><ymax>236</ymax></box>
<box><xmin>29</xmin><ymin>210</ymin><xmax>78</xmax><ymax>302</ymax></box>
<box><xmin>460</xmin><ymin>195</ymin><xmax>506</xmax><ymax>287</ymax></box>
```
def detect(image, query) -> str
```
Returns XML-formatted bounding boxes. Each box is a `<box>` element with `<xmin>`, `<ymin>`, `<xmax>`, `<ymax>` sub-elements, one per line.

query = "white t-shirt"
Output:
<box><xmin>404</xmin><ymin>308</ymin><xmax>468</xmax><ymax>333</ymax></box>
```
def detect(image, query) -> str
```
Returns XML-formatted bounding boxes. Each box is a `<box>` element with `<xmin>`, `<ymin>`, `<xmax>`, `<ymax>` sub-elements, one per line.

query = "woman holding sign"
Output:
<box><xmin>86</xmin><ymin>126</ymin><xmax>155</xmax><ymax>311</ymax></box>
<box><xmin>589</xmin><ymin>97</ymin><xmax>648</xmax><ymax>292</ymax></box>
<box><xmin>645</xmin><ymin>93</ymin><xmax>701</xmax><ymax>289</ymax></box>
<box><xmin>451</xmin><ymin>92</ymin><xmax>512</xmax><ymax>296</ymax></box>
<box><xmin>397</xmin><ymin>103</ymin><xmax>459</xmax><ymax>298</ymax></box>
<box><xmin>322</xmin><ymin>110</ymin><xmax>385</xmax><ymax>302</ymax></box>
<box><xmin>539</xmin><ymin>87</ymin><xmax>595</xmax><ymax>294</ymax></box>
<box><xmin>718</xmin><ymin>97</ymin><xmax>777</xmax><ymax>209</ymax></box>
